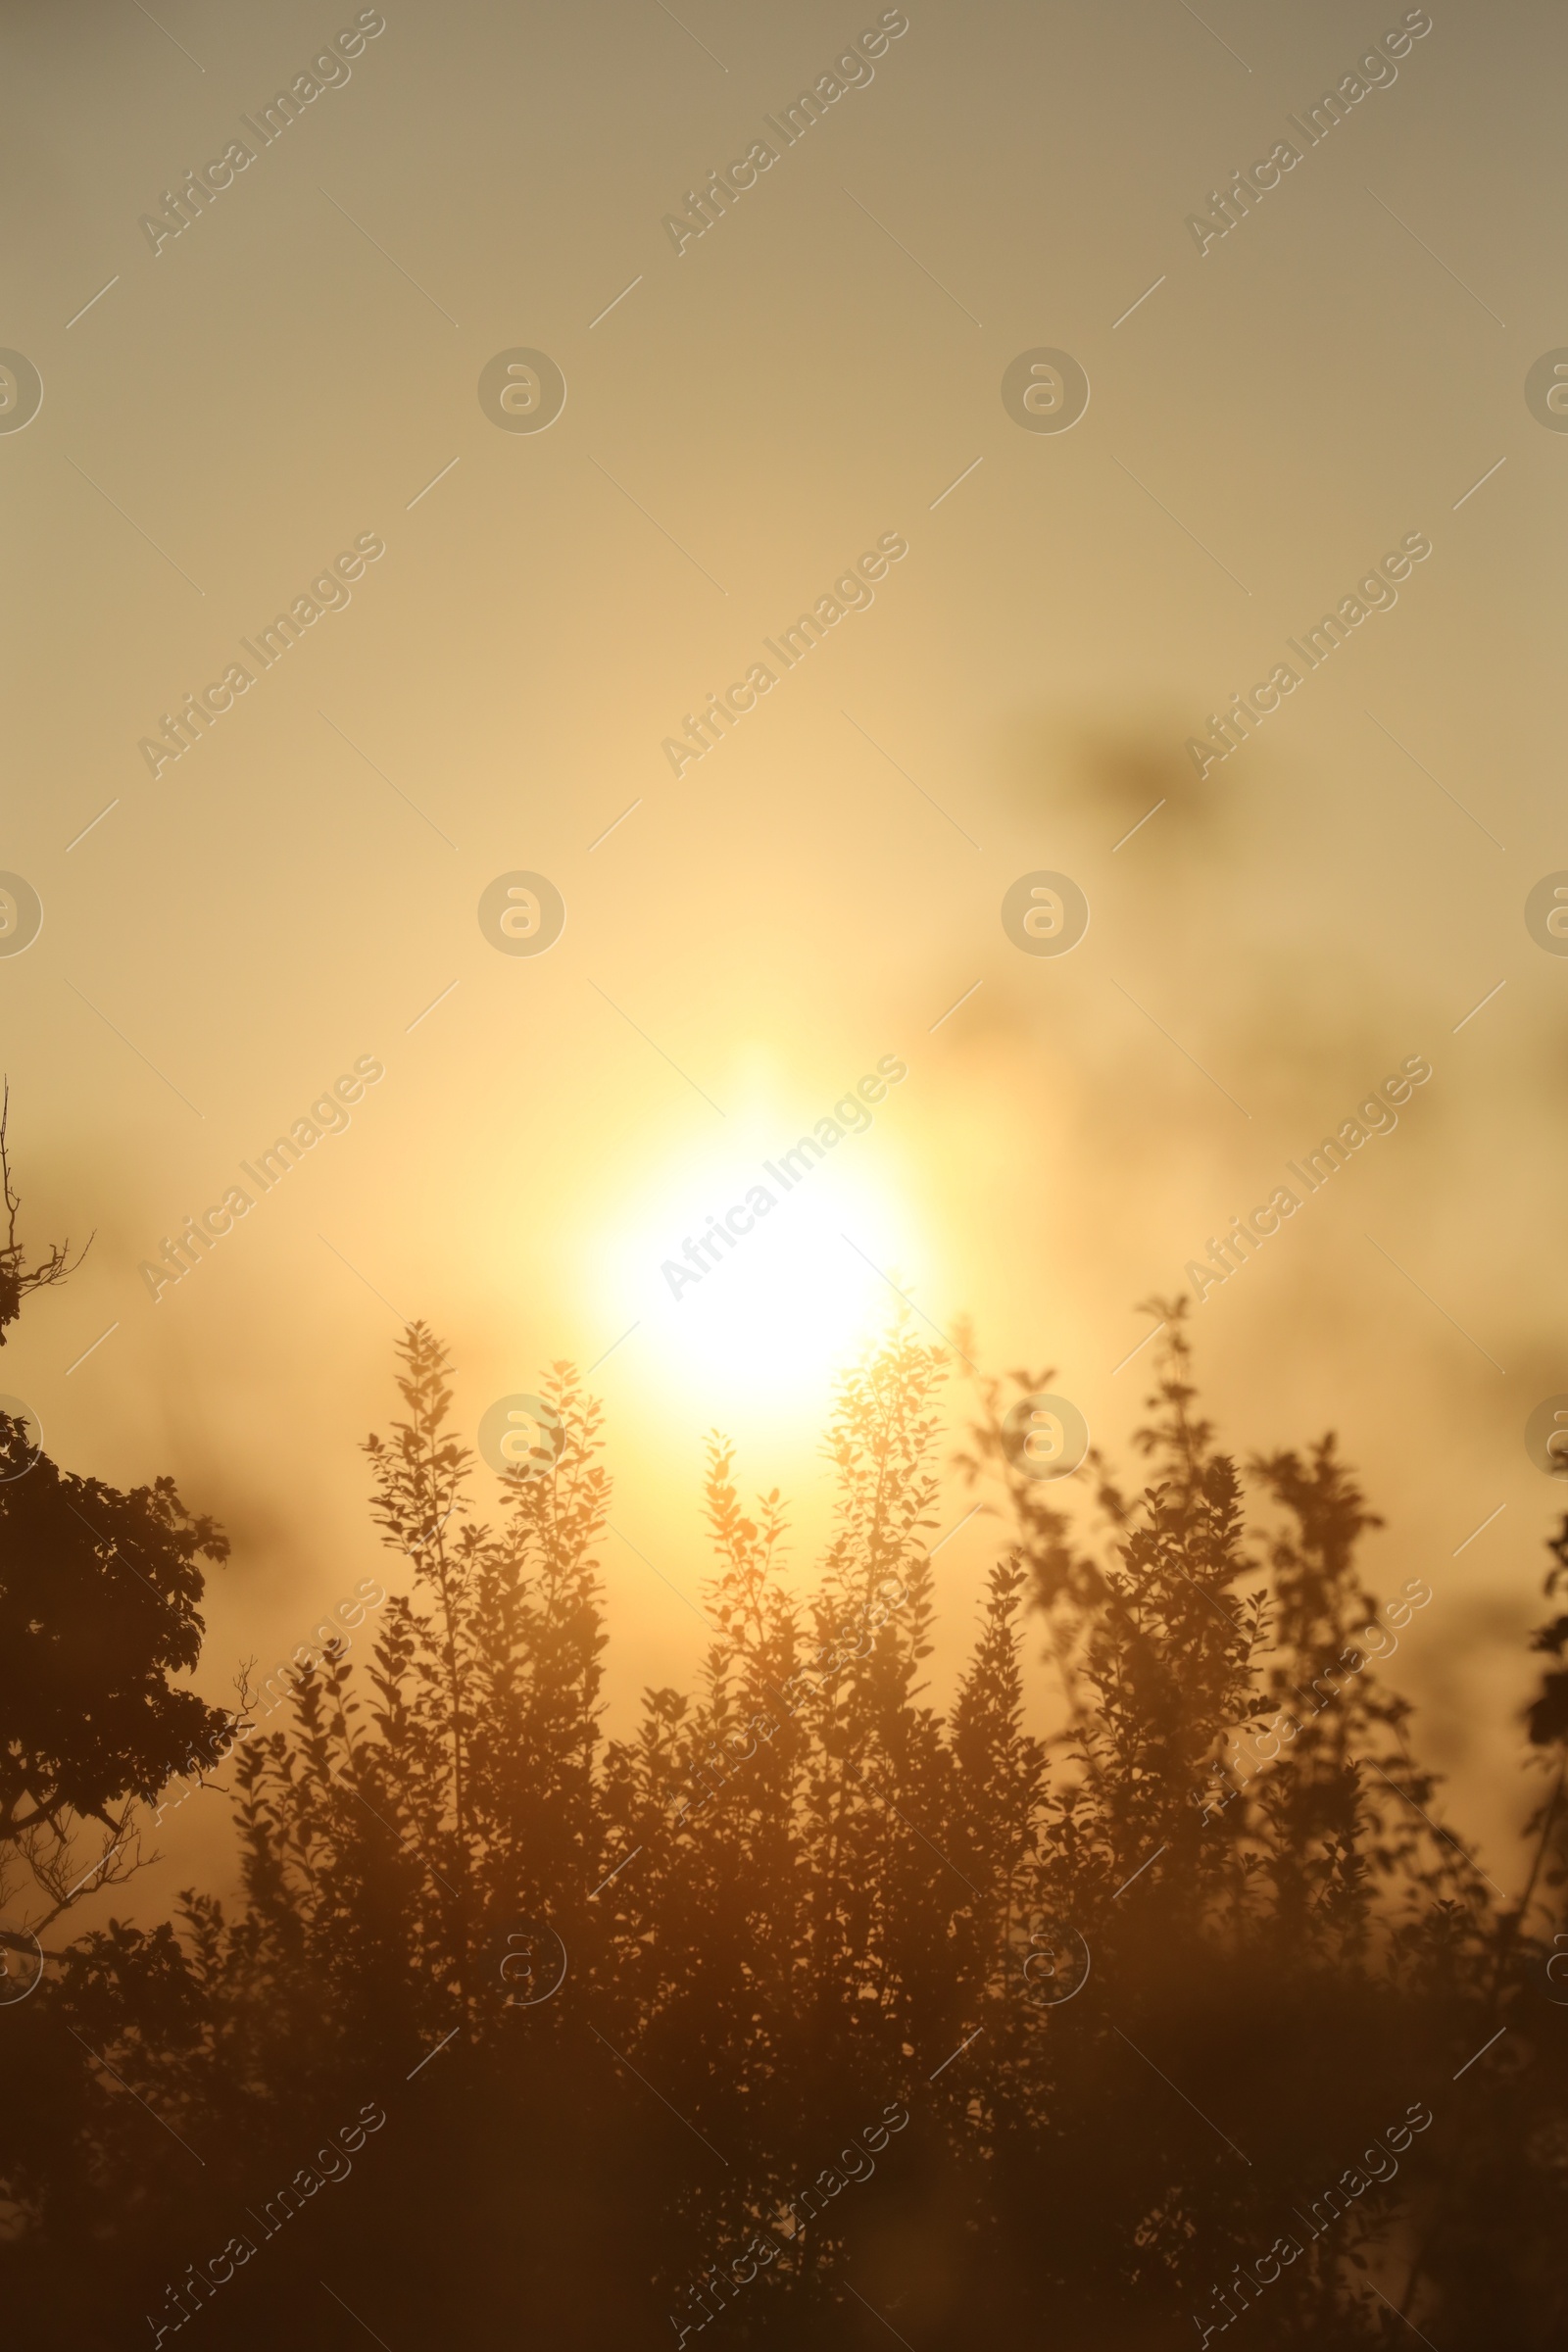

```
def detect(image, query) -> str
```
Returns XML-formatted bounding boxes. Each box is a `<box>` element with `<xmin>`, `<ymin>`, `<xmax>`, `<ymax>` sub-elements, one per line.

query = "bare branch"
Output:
<box><xmin>0</xmin><ymin>1078</ymin><xmax>91</xmax><ymax>1344</ymax></box>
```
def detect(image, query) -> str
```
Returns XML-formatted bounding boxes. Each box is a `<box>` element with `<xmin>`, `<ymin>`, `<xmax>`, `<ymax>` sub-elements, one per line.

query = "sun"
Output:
<box><xmin>668</xmin><ymin>1175</ymin><xmax>916</xmax><ymax>1403</ymax></box>
<box><xmin>595</xmin><ymin>1089</ymin><xmax>926</xmax><ymax>1417</ymax></box>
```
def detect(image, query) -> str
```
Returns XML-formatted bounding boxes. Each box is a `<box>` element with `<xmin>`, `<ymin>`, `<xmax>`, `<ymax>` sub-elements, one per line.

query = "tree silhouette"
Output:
<box><xmin>0</xmin><ymin>1098</ymin><xmax>229</xmax><ymax>1942</ymax></box>
<box><xmin>3</xmin><ymin>1307</ymin><xmax>1564</xmax><ymax>2351</ymax></box>
<box><xmin>0</xmin><ymin>1437</ymin><xmax>232</xmax><ymax>1936</ymax></box>
<box><xmin>0</xmin><ymin>1102</ymin><xmax>232</xmax><ymax>2342</ymax></box>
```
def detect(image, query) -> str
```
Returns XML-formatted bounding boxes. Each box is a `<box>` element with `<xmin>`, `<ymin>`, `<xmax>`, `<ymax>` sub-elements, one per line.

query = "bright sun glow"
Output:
<box><xmin>598</xmin><ymin>1090</ymin><xmax>925</xmax><ymax>1417</ymax></box>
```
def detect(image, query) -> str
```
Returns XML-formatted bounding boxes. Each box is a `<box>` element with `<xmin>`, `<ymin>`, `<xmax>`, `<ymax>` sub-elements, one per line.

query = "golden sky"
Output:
<box><xmin>3</xmin><ymin>0</ymin><xmax>1564</xmax><ymax>1912</ymax></box>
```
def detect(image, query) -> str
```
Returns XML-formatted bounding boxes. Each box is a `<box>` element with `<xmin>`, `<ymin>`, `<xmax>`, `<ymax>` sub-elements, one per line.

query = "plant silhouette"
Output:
<box><xmin>3</xmin><ymin>1306</ymin><xmax>1565</xmax><ymax>2351</ymax></box>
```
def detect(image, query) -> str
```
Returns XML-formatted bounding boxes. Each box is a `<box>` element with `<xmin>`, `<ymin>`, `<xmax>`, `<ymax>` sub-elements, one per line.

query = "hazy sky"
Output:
<box><xmin>4</xmin><ymin>0</ymin><xmax>1565</xmax><ymax>1915</ymax></box>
